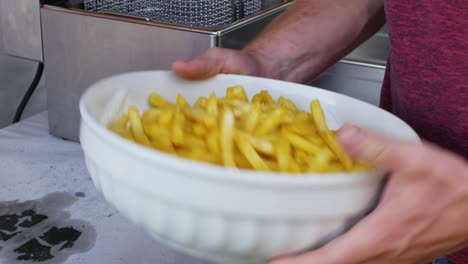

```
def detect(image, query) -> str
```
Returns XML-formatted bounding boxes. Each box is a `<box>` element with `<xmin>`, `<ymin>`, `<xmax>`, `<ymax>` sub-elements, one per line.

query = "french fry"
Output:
<box><xmin>193</xmin><ymin>123</ymin><xmax>208</xmax><ymax>137</ymax></box>
<box><xmin>307</xmin><ymin>149</ymin><xmax>334</xmax><ymax>172</ymax></box>
<box><xmin>142</xmin><ymin>108</ymin><xmax>161</xmax><ymax>125</ymax></box>
<box><xmin>184</xmin><ymin>108</ymin><xmax>216</xmax><ymax>128</ymax></box>
<box><xmin>176</xmin><ymin>94</ymin><xmax>190</xmax><ymax>108</ymax></box>
<box><xmin>240</xmin><ymin>132</ymin><xmax>275</xmax><ymax>157</ymax></box>
<box><xmin>158</xmin><ymin>109</ymin><xmax>173</xmax><ymax>127</ymax></box>
<box><xmin>207</xmin><ymin>92</ymin><xmax>218</xmax><ymax>116</ymax></box>
<box><xmin>264</xmin><ymin>159</ymin><xmax>279</xmax><ymax>171</ymax></box>
<box><xmin>220</xmin><ymin>109</ymin><xmax>236</xmax><ymax>167</ymax></box>
<box><xmin>283</xmin><ymin>125</ymin><xmax>321</xmax><ymax>146</ymax></box>
<box><xmin>226</xmin><ymin>85</ymin><xmax>249</xmax><ymax>102</ymax></box>
<box><xmin>149</xmin><ymin>136</ymin><xmax>175</xmax><ymax>154</ymax></box>
<box><xmin>224</xmin><ymin>100</ymin><xmax>251</xmax><ymax>117</ymax></box>
<box><xmin>310</xmin><ymin>99</ymin><xmax>353</xmax><ymax>171</ymax></box>
<box><xmin>108</xmin><ymin>114</ymin><xmax>133</xmax><ymax>140</ymax></box>
<box><xmin>234</xmin><ymin>148</ymin><xmax>253</xmax><ymax>169</ymax></box>
<box><xmin>206</xmin><ymin>129</ymin><xmax>220</xmax><ymax>155</ymax></box>
<box><xmin>296</xmin><ymin>110</ymin><xmax>310</xmax><ymax>122</ymax></box>
<box><xmin>310</xmin><ymin>99</ymin><xmax>328</xmax><ymax>132</ymax></box>
<box><xmin>177</xmin><ymin>148</ymin><xmax>218</xmax><ymax>163</ymax></box>
<box><xmin>255</xmin><ymin>107</ymin><xmax>287</xmax><ymax>136</ymax></box>
<box><xmin>321</xmin><ymin>161</ymin><xmax>346</xmax><ymax>173</ymax></box>
<box><xmin>234</xmin><ymin>132</ymin><xmax>270</xmax><ymax>171</ymax></box>
<box><xmin>252</xmin><ymin>90</ymin><xmax>275</xmax><ymax>105</ymax></box>
<box><xmin>194</xmin><ymin>96</ymin><xmax>208</xmax><ymax>109</ymax></box>
<box><xmin>288</xmin><ymin>158</ymin><xmax>301</xmax><ymax>173</ymax></box>
<box><xmin>321</xmin><ymin>131</ymin><xmax>353</xmax><ymax>171</ymax></box>
<box><xmin>149</xmin><ymin>92</ymin><xmax>171</xmax><ymax>108</ymax></box>
<box><xmin>276</xmin><ymin>137</ymin><xmax>291</xmax><ymax>172</ymax></box>
<box><xmin>283</xmin><ymin>130</ymin><xmax>322</xmax><ymax>154</ymax></box>
<box><xmin>109</xmin><ymin>126</ymin><xmax>134</xmax><ymax>141</ymax></box>
<box><xmin>114</xmin><ymin>113</ymin><xmax>129</xmax><ymax>128</ymax></box>
<box><xmin>244</xmin><ymin>104</ymin><xmax>261</xmax><ymax>133</ymax></box>
<box><xmin>128</xmin><ymin>106</ymin><xmax>152</xmax><ymax>147</ymax></box>
<box><xmin>171</xmin><ymin>111</ymin><xmax>185</xmax><ymax>146</ymax></box>
<box><xmin>177</xmin><ymin>135</ymin><xmax>206</xmax><ymax>148</ymax></box>
<box><xmin>277</xmin><ymin>96</ymin><xmax>297</xmax><ymax>111</ymax></box>
<box><xmin>293</xmin><ymin>149</ymin><xmax>309</xmax><ymax>167</ymax></box>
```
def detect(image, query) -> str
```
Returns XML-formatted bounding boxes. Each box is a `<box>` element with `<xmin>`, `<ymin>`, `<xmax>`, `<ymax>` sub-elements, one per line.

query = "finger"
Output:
<box><xmin>269</xmin><ymin>213</ymin><xmax>383</xmax><ymax>264</ymax></box>
<box><xmin>172</xmin><ymin>59</ymin><xmax>216</xmax><ymax>80</ymax></box>
<box><xmin>172</xmin><ymin>48</ymin><xmax>258</xmax><ymax>80</ymax></box>
<box><xmin>336</xmin><ymin>125</ymin><xmax>424</xmax><ymax>171</ymax></box>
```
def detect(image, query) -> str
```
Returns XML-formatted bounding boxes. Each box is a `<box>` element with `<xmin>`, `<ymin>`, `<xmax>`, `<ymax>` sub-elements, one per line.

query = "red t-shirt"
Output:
<box><xmin>381</xmin><ymin>0</ymin><xmax>468</xmax><ymax>262</ymax></box>
<box><xmin>381</xmin><ymin>0</ymin><xmax>468</xmax><ymax>157</ymax></box>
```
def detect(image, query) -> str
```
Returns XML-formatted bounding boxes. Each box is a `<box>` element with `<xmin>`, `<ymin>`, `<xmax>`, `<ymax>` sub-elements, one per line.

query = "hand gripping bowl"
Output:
<box><xmin>79</xmin><ymin>71</ymin><xmax>419</xmax><ymax>264</ymax></box>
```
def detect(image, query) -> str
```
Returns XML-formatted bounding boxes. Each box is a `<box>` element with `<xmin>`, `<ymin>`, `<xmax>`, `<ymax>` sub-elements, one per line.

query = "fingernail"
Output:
<box><xmin>337</xmin><ymin>125</ymin><xmax>364</xmax><ymax>145</ymax></box>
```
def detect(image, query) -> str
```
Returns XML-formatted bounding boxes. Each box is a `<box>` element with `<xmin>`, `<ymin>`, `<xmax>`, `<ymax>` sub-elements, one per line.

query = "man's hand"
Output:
<box><xmin>172</xmin><ymin>48</ymin><xmax>267</xmax><ymax>80</ymax></box>
<box><xmin>270</xmin><ymin>126</ymin><xmax>468</xmax><ymax>264</ymax></box>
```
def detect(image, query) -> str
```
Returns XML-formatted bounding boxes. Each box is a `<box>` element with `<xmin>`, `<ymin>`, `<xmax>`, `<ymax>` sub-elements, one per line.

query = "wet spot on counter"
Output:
<box><xmin>0</xmin><ymin>192</ymin><xmax>96</xmax><ymax>263</ymax></box>
<box><xmin>74</xmin><ymin>192</ymin><xmax>85</xmax><ymax>198</ymax></box>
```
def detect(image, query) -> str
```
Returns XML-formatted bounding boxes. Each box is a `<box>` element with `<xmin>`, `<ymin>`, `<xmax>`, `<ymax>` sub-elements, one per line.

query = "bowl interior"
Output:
<box><xmin>80</xmin><ymin>70</ymin><xmax>419</xmax><ymax>183</ymax></box>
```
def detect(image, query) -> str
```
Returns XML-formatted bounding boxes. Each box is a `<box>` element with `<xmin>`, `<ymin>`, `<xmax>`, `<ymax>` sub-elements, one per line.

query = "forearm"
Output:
<box><xmin>244</xmin><ymin>0</ymin><xmax>385</xmax><ymax>83</ymax></box>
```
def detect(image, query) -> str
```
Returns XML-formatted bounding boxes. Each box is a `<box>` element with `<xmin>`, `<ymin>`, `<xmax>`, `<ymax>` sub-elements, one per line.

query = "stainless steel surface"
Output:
<box><xmin>310</xmin><ymin>62</ymin><xmax>385</xmax><ymax>106</ymax></box>
<box><xmin>0</xmin><ymin>0</ymin><xmax>43</xmax><ymax>62</ymax></box>
<box><xmin>0</xmin><ymin>54</ymin><xmax>34</xmax><ymax>127</ymax></box>
<box><xmin>217</xmin><ymin>1</ymin><xmax>287</xmax><ymax>48</ymax></box>
<box><xmin>340</xmin><ymin>59</ymin><xmax>386</xmax><ymax>70</ymax></box>
<box><xmin>40</xmin><ymin>5</ymin><xmax>224</xmax><ymax>34</ymax></box>
<box><xmin>42</xmin><ymin>6</ymin><xmax>213</xmax><ymax>141</ymax></box>
<box><xmin>83</xmin><ymin>0</ymin><xmax>262</xmax><ymax>27</ymax></box>
<box><xmin>344</xmin><ymin>27</ymin><xmax>388</xmax><ymax>69</ymax></box>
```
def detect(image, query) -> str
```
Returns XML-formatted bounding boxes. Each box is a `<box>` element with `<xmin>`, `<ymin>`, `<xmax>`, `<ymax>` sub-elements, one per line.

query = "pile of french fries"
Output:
<box><xmin>107</xmin><ymin>86</ymin><xmax>368</xmax><ymax>173</ymax></box>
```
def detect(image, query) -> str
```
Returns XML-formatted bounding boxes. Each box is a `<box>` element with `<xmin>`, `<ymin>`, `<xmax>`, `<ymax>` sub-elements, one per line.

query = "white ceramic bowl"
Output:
<box><xmin>79</xmin><ymin>71</ymin><xmax>419</xmax><ymax>264</ymax></box>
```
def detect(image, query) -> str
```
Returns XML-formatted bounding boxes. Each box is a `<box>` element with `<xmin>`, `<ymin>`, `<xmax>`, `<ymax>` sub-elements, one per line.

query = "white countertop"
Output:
<box><xmin>0</xmin><ymin>112</ymin><xmax>215</xmax><ymax>264</ymax></box>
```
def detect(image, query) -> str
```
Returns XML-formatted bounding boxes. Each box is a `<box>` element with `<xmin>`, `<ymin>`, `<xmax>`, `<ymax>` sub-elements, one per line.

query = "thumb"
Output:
<box><xmin>172</xmin><ymin>48</ymin><xmax>260</xmax><ymax>80</ymax></box>
<box><xmin>336</xmin><ymin>125</ymin><xmax>422</xmax><ymax>171</ymax></box>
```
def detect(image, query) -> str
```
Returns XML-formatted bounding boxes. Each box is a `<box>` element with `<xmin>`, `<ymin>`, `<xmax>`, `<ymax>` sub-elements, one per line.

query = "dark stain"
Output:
<box><xmin>18</xmin><ymin>210</ymin><xmax>48</xmax><ymax>228</ymax></box>
<box><xmin>14</xmin><ymin>226</ymin><xmax>82</xmax><ymax>261</ymax></box>
<box><xmin>0</xmin><ymin>214</ymin><xmax>20</xmax><ymax>232</ymax></box>
<box><xmin>74</xmin><ymin>192</ymin><xmax>85</xmax><ymax>198</ymax></box>
<box><xmin>0</xmin><ymin>210</ymin><xmax>48</xmax><ymax>241</ymax></box>
<box><xmin>15</xmin><ymin>238</ymin><xmax>53</xmax><ymax>261</ymax></box>
<box><xmin>0</xmin><ymin>192</ymin><xmax>97</xmax><ymax>263</ymax></box>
